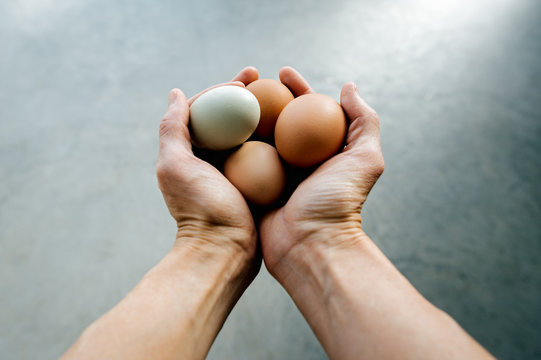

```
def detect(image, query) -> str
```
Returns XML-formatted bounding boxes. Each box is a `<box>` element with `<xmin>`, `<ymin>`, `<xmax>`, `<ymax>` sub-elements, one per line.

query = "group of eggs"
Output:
<box><xmin>189</xmin><ymin>79</ymin><xmax>347</xmax><ymax>205</ymax></box>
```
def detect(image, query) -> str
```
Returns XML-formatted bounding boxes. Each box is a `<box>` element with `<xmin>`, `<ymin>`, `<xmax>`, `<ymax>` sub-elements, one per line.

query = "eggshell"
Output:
<box><xmin>189</xmin><ymin>86</ymin><xmax>260</xmax><ymax>150</ymax></box>
<box><xmin>224</xmin><ymin>141</ymin><xmax>285</xmax><ymax>205</ymax></box>
<box><xmin>274</xmin><ymin>94</ymin><xmax>346</xmax><ymax>167</ymax></box>
<box><xmin>246</xmin><ymin>79</ymin><xmax>294</xmax><ymax>138</ymax></box>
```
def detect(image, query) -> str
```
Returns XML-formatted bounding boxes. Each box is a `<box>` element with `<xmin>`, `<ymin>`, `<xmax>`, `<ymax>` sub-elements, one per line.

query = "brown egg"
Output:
<box><xmin>274</xmin><ymin>94</ymin><xmax>347</xmax><ymax>167</ymax></box>
<box><xmin>246</xmin><ymin>79</ymin><xmax>294</xmax><ymax>138</ymax></box>
<box><xmin>224</xmin><ymin>141</ymin><xmax>286</xmax><ymax>205</ymax></box>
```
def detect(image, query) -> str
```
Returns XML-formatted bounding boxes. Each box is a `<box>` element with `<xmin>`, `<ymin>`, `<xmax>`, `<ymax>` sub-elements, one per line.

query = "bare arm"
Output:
<box><xmin>260</xmin><ymin>66</ymin><xmax>494</xmax><ymax>360</ymax></box>
<box><xmin>62</xmin><ymin>238</ymin><xmax>254</xmax><ymax>360</ymax></box>
<box><xmin>268</xmin><ymin>231</ymin><xmax>493</xmax><ymax>359</ymax></box>
<box><xmin>62</xmin><ymin>67</ymin><xmax>261</xmax><ymax>360</ymax></box>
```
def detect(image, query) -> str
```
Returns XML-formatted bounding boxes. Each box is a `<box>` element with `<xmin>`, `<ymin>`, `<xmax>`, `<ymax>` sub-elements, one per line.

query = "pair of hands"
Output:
<box><xmin>157</xmin><ymin>66</ymin><xmax>384</xmax><ymax>281</ymax></box>
<box><xmin>64</xmin><ymin>69</ymin><xmax>494</xmax><ymax>360</ymax></box>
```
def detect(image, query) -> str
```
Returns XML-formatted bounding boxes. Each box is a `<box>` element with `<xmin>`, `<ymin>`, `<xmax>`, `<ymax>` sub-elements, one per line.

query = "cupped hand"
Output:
<box><xmin>260</xmin><ymin>67</ymin><xmax>385</xmax><ymax>275</ymax></box>
<box><xmin>157</xmin><ymin>67</ymin><xmax>260</xmax><ymax>262</ymax></box>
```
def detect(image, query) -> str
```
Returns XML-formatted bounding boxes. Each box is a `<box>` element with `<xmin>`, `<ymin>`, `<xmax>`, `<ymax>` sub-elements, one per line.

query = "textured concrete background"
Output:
<box><xmin>1</xmin><ymin>0</ymin><xmax>540</xmax><ymax>359</ymax></box>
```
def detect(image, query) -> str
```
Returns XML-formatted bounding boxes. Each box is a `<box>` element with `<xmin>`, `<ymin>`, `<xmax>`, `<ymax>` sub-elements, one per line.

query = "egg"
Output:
<box><xmin>274</xmin><ymin>94</ymin><xmax>347</xmax><ymax>167</ymax></box>
<box><xmin>189</xmin><ymin>85</ymin><xmax>260</xmax><ymax>150</ymax></box>
<box><xmin>246</xmin><ymin>79</ymin><xmax>294</xmax><ymax>138</ymax></box>
<box><xmin>224</xmin><ymin>141</ymin><xmax>285</xmax><ymax>205</ymax></box>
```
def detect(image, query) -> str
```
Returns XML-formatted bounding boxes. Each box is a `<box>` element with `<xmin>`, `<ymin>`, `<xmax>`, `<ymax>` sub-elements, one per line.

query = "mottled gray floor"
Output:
<box><xmin>1</xmin><ymin>0</ymin><xmax>540</xmax><ymax>359</ymax></box>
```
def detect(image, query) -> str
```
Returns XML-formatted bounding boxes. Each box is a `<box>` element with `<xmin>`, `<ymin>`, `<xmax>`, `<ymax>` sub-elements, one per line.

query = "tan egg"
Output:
<box><xmin>275</xmin><ymin>94</ymin><xmax>347</xmax><ymax>167</ymax></box>
<box><xmin>246</xmin><ymin>79</ymin><xmax>294</xmax><ymax>138</ymax></box>
<box><xmin>224</xmin><ymin>141</ymin><xmax>286</xmax><ymax>205</ymax></box>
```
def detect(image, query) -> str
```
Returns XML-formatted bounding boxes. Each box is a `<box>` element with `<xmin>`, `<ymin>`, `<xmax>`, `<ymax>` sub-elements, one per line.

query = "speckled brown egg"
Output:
<box><xmin>246</xmin><ymin>79</ymin><xmax>294</xmax><ymax>138</ymax></box>
<box><xmin>224</xmin><ymin>141</ymin><xmax>285</xmax><ymax>205</ymax></box>
<box><xmin>274</xmin><ymin>94</ymin><xmax>347</xmax><ymax>167</ymax></box>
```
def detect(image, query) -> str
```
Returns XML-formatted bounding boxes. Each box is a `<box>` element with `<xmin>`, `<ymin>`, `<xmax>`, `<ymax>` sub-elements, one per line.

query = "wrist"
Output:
<box><xmin>265</xmin><ymin>213</ymin><xmax>368</xmax><ymax>279</ymax></box>
<box><xmin>270</xmin><ymin>228</ymin><xmax>374</xmax><ymax>291</ymax></box>
<box><xmin>144</xmin><ymin>223</ymin><xmax>260</xmax><ymax>313</ymax></box>
<box><xmin>156</xmin><ymin>239</ymin><xmax>257</xmax><ymax>290</ymax></box>
<box><xmin>174</xmin><ymin>218</ymin><xmax>258</xmax><ymax>265</ymax></box>
<box><xmin>166</xmin><ymin>229</ymin><xmax>258</xmax><ymax>286</ymax></box>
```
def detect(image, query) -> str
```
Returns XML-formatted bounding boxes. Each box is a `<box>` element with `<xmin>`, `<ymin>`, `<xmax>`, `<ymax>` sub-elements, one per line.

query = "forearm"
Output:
<box><xmin>62</xmin><ymin>238</ymin><xmax>254</xmax><ymax>360</ymax></box>
<box><xmin>274</xmin><ymin>232</ymin><xmax>493</xmax><ymax>360</ymax></box>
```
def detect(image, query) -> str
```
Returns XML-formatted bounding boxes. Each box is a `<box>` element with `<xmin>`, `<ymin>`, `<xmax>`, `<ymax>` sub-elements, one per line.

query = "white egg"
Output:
<box><xmin>189</xmin><ymin>86</ymin><xmax>260</xmax><ymax>150</ymax></box>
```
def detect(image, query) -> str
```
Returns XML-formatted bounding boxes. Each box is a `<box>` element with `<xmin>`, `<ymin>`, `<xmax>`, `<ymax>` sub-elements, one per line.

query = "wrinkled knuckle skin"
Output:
<box><xmin>159</xmin><ymin>114</ymin><xmax>175</xmax><ymax>137</ymax></box>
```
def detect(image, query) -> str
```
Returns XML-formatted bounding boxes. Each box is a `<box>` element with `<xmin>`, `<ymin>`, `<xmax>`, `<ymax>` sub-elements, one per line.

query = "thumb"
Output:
<box><xmin>340</xmin><ymin>82</ymin><xmax>381</xmax><ymax>151</ymax></box>
<box><xmin>159</xmin><ymin>88</ymin><xmax>192</xmax><ymax>156</ymax></box>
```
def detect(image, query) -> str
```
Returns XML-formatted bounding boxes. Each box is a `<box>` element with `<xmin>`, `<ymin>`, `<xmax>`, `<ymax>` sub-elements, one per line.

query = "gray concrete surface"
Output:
<box><xmin>1</xmin><ymin>0</ymin><xmax>540</xmax><ymax>359</ymax></box>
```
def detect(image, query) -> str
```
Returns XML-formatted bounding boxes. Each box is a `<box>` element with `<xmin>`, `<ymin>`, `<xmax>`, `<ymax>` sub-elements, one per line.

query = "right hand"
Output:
<box><xmin>259</xmin><ymin>66</ymin><xmax>385</xmax><ymax>278</ymax></box>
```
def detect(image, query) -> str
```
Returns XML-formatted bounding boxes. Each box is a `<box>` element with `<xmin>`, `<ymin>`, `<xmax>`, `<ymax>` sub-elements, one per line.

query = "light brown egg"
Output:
<box><xmin>224</xmin><ymin>141</ymin><xmax>286</xmax><ymax>205</ymax></box>
<box><xmin>274</xmin><ymin>94</ymin><xmax>347</xmax><ymax>167</ymax></box>
<box><xmin>246</xmin><ymin>79</ymin><xmax>294</xmax><ymax>138</ymax></box>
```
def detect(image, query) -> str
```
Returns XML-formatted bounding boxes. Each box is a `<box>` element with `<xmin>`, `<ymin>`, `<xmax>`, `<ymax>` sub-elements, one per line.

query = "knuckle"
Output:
<box><xmin>156</xmin><ymin>149</ymin><xmax>194</xmax><ymax>184</ymax></box>
<box><xmin>160</xmin><ymin>114</ymin><xmax>190</xmax><ymax>140</ymax></box>
<box><xmin>159</xmin><ymin>115</ymin><xmax>173</xmax><ymax>137</ymax></box>
<box><xmin>161</xmin><ymin>111</ymin><xmax>174</xmax><ymax>123</ymax></box>
<box><xmin>364</xmin><ymin>145</ymin><xmax>385</xmax><ymax>176</ymax></box>
<box><xmin>155</xmin><ymin>161</ymin><xmax>171</xmax><ymax>182</ymax></box>
<box><xmin>351</xmin><ymin>109</ymin><xmax>379</xmax><ymax>132</ymax></box>
<box><xmin>156</xmin><ymin>156</ymin><xmax>181</xmax><ymax>181</ymax></box>
<box><xmin>373</xmin><ymin>157</ymin><xmax>385</xmax><ymax>176</ymax></box>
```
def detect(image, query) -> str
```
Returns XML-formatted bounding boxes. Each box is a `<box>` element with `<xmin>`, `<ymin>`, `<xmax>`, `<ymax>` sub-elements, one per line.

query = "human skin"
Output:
<box><xmin>259</xmin><ymin>67</ymin><xmax>494</xmax><ymax>359</ymax></box>
<box><xmin>61</xmin><ymin>66</ymin><xmax>494</xmax><ymax>360</ymax></box>
<box><xmin>61</xmin><ymin>67</ymin><xmax>261</xmax><ymax>360</ymax></box>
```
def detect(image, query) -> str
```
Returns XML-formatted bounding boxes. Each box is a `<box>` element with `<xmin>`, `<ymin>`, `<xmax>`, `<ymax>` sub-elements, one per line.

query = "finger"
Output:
<box><xmin>340</xmin><ymin>82</ymin><xmax>381</xmax><ymax>149</ymax></box>
<box><xmin>279</xmin><ymin>66</ymin><xmax>315</xmax><ymax>97</ymax></box>
<box><xmin>232</xmin><ymin>66</ymin><xmax>259</xmax><ymax>85</ymax></box>
<box><xmin>160</xmin><ymin>88</ymin><xmax>192</xmax><ymax>155</ymax></box>
<box><xmin>187</xmin><ymin>81</ymin><xmax>245</xmax><ymax>106</ymax></box>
